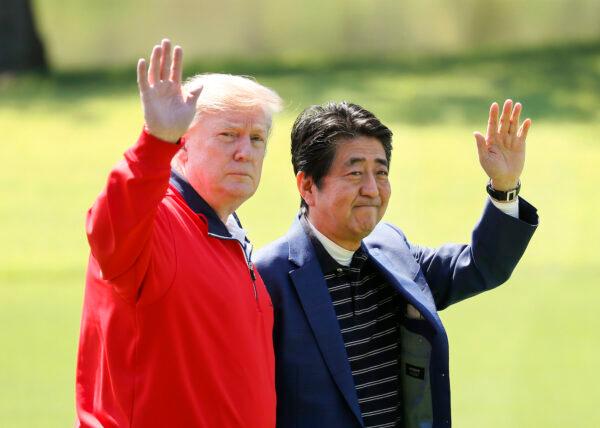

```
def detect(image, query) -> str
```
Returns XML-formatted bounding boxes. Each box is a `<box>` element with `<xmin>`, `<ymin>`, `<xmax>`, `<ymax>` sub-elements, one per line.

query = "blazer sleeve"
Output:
<box><xmin>410</xmin><ymin>197</ymin><xmax>539</xmax><ymax>311</ymax></box>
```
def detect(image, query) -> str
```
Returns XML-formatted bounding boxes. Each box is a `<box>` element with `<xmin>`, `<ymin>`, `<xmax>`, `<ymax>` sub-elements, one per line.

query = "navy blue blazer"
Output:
<box><xmin>254</xmin><ymin>199</ymin><xmax>538</xmax><ymax>428</ymax></box>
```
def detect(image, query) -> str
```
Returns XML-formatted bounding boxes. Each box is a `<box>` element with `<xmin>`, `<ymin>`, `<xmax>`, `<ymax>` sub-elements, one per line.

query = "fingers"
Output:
<box><xmin>170</xmin><ymin>46</ymin><xmax>183</xmax><ymax>84</ymax></box>
<box><xmin>509</xmin><ymin>102</ymin><xmax>521</xmax><ymax>136</ymax></box>
<box><xmin>145</xmin><ymin>39</ymin><xmax>181</xmax><ymax>87</ymax></box>
<box><xmin>148</xmin><ymin>44</ymin><xmax>161</xmax><ymax>85</ymax></box>
<box><xmin>159</xmin><ymin>39</ymin><xmax>171</xmax><ymax>81</ymax></box>
<box><xmin>517</xmin><ymin>118</ymin><xmax>532</xmax><ymax>141</ymax></box>
<box><xmin>486</xmin><ymin>102</ymin><xmax>499</xmax><ymax>143</ymax></box>
<box><xmin>498</xmin><ymin>99</ymin><xmax>513</xmax><ymax>135</ymax></box>
<box><xmin>485</xmin><ymin>99</ymin><xmax>530</xmax><ymax>150</ymax></box>
<box><xmin>137</xmin><ymin>58</ymin><xmax>149</xmax><ymax>92</ymax></box>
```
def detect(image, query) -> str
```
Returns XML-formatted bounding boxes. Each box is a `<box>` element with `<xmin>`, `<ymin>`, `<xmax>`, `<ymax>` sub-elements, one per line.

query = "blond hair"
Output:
<box><xmin>183</xmin><ymin>73</ymin><xmax>283</xmax><ymax>129</ymax></box>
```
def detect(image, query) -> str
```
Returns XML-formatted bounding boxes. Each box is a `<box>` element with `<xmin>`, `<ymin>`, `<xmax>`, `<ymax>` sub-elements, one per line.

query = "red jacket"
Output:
<box><xmin>76</xmin><ymin>131</ymin><xmax>276</xmax><ymax>427</ymax></box>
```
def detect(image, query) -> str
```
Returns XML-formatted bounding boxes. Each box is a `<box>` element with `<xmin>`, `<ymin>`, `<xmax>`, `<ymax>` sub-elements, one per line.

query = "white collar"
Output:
<box><xmin>305</xmin><ymin>217</ymin><xmax>355</xmax><ymax>267</ymax></box>
<box><xmin>225</xmin><ymin>214</ymin><xmax>252</xmax><ymax>260</ymax></box>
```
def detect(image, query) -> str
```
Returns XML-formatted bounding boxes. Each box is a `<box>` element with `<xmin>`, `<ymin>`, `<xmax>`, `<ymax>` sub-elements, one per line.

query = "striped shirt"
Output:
<box><xmin>302</xmin><ymin>218</ymin><xmax>402</xmax><ymax>428</ymax></box>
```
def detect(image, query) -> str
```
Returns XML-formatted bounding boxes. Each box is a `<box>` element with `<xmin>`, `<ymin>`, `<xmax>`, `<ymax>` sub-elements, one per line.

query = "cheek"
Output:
<box><xmin>332</xmin><ymin>190</ymin><xmax>351</xmax><ymax>206</ymax></box>
<box><xmin>255</xmin><ymin>154</ymin><xmax>265</xmax><ymax>171</ymax></box>
<box><xmin>380</xmin><ymin>183</ymin><xmax>391</xmax><ymax>201</ymax></box>
<box><xmin>253</xmin><ymin>156</ymin><xmax>265</xmax><ymax>181</ymax></box>
<box><xmin>379</xmin><ymin>189</ymin><xmax>391</xmax><ymax>214</ymax></box>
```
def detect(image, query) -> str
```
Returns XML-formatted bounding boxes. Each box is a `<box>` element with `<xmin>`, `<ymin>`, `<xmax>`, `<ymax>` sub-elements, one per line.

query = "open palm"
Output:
<box><xmin>137</xmin><ymin>39</ymin><xmax>203</xmax><ymax>143</ymax></box>
<box><xmin>474</xmin><ymin>100</ymin><xmax>531</xmax><ymax>191</ymax></box>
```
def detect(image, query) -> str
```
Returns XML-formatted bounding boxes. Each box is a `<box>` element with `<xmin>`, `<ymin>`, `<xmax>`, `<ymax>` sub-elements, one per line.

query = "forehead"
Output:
<box><xmin>201</xmin><ymin>108</ymin><xmax>270</xmax><ymax>131</ymax></box>
<box><xmin>332</xmin><ymin>136</ymin><xmax>387</xmax><ymax>164</ymax></box>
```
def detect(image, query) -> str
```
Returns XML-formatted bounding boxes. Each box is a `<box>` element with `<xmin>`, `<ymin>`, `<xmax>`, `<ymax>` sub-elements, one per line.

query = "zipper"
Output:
<box><xmin>247</xmin><ymin>258</ymin><xmax>258</xmax><ymax>301</ymax></box>
<box><xmin>239</xmin><ymin>240</ymin><xmax>259</xmax><ymax>304</ymax></box>
<box><xmin>208</xmin><ymin>232</ymin><xmax>260</xmax><ymax>306</ymax></box>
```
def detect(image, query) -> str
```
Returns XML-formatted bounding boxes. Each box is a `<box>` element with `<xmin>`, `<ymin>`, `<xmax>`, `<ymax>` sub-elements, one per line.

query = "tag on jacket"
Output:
<box><xmin>406</xmin><ymin>363</ymin><xmax>425</xmax><ymax>379</ymax></box>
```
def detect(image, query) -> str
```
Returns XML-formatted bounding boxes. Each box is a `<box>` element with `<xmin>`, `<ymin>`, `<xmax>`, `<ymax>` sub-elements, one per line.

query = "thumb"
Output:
<box><xmin>185</xmin><ymin>85</ymin><xmax>203</xmax><ymax>107</ymax></box>
<box><xmin>473</xmin><ymin>132</ymin><xmax>486</xmax><ymax>152</ymax></box>
<box><xmin>473</xmin><ymin>132</ymin><xmax>488</xmax><ymax>160</ymax></box>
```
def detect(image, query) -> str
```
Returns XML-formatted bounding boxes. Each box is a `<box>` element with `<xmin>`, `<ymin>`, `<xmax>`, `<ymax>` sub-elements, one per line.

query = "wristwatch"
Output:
<box><xmin>486</xmin><ymin>180</ymin><xmax>520</xmax><ymax>202</ymax></box>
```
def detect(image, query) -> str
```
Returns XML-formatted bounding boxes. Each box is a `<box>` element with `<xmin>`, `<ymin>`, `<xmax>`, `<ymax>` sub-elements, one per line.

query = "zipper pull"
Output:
<box><xmin>247</xmin><ymin>260</ymin><xmax>259</xmax><ymax>303</ymax></box>
<box><xmin>248</xmin><ymin>261</ymin><xmax>257</xmax><ymax>281</ymax></box>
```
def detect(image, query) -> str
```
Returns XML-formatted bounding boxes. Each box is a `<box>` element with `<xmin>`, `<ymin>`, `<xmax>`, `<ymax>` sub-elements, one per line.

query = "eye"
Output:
<box><xmin>349</xmin><ymin>171</ymin><xmax>362</xmax><ymax>177</ymax></box>
<box><xmin>377</xmin><ymin>170</ymin><xmax>389</xmax><ymax>176</ymax></box>
<box><xmin>219</xmin><ymin>132</ymin><xmax>236</xmax><ymax>139</ymax></box>
<box><xmin>251</xmin><ymin>135</ymin><xmax>265</xmax><ymax>144</ymax></box>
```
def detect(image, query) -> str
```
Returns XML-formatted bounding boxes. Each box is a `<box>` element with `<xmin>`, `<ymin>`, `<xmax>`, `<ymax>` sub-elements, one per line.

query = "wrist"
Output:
<box><xmin>490</xmin><ymin>178</ymin><xmax>519</xmax><ymax>191</ymax></box>
<box><xmin>143</xmin><ymin>124</ymin><xmax>183</xmax><ymax>144</ymax></box>
<box><xmin>486</xmin><ymin>179</ymin><xmax>520</xmax><ymax>203</ymax></box>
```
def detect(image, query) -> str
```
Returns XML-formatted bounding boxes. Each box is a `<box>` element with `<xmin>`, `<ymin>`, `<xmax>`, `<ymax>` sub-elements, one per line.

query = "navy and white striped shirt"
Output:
<box><xmin>302</xmin><ymin>217</ymin><xmax>402</xmax><ymax>428</ymax></box>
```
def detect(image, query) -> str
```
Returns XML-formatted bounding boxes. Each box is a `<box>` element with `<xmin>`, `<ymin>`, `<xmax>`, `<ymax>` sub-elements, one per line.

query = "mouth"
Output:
<box><xmin>227</xmin><ymin>172</ymin><xmax>252</xmax><ymax>178</ymax></box>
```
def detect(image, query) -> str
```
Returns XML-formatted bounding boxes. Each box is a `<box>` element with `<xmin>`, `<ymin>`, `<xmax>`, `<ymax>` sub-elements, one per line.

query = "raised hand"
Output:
<box><xmin>137</xmin><ymin>39</ymin><xmax>203</xmax><ymax>143</ymax></box>
<box><xmin>474</xmin><ymin>100</ymin><xmax>532</xmax><ymax>191</ymax></box>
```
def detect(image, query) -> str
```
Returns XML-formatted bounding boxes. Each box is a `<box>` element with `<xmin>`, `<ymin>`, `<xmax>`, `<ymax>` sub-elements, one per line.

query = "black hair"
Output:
<box><xmin>291</xmin><ymin>101</ymin><xmax>393</xmax><ymax>210</ymax></box>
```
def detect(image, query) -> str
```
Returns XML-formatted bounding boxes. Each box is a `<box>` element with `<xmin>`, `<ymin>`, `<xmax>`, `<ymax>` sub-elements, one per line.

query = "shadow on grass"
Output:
<box><xmin>1</xmin><ymin>41</ymin><xmax>599</xmax><ymax>125</ymax></box>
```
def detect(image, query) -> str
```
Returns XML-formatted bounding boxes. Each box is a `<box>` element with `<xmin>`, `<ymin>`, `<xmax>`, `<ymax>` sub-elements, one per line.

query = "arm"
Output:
<box><xmin>411</xmin><ymin>198</ymin><xmax>538</xmax><ymax>310</ymax></box>
<box><xmin>86</xmin><ymin>39</ymin><xmax>202</xmax><ymax>294</ymax></box>
<box><xmin>414</xmin><ymin>100</ymin><xmax>537</xmax><ymax>310</ymax></box>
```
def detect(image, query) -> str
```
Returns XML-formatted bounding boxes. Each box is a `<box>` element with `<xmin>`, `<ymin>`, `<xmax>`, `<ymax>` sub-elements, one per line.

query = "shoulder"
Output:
<box><xmin>254</xmin><ymin>236</ymin><xmax>290</xmax><ymax>270</ymax></box>
<box><xmin>365</xmin><ymin>222</ymin><xmax>421</xmax><ymax>279</ymax></box>
<box><xmin>254</xmin><ymin>236</ymin><xmax>294</xmax><ymax>300</ymax></box>
<box><xmin>365</xmin><ymin>221</ymin><xmax>410</xmax><ymax>248</ymax></box>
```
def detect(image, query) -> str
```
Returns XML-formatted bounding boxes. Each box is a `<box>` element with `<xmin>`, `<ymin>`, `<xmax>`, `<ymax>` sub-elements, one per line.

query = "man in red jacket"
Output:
<box><xmin>75</xmin><ymin>39</ymin><xmax>282</xmax><ymax>427</ymax></box>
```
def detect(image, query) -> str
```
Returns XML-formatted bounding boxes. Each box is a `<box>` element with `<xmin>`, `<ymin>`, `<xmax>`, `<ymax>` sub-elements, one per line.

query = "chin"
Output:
<box><xmin>352</xmin><ymin>220</ymin><xmax>378</xmax><ymax>238</ymax></box>
<box><xmin>222</xmin><ymin>184</ymin><xmax>257</xmax><ymax>201</ymax></box>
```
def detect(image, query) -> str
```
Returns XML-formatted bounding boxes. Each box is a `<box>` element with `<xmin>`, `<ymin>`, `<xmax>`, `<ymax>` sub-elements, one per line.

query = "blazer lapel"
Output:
<box><xmin>365</xmin><ymin>246</ymin><xmax>439</xmax><ymax>322</ymax></box>
<box><xmin>287</xmin><ymin>219</ymin><xmax>364</xmax><ymax>427</ymax></box>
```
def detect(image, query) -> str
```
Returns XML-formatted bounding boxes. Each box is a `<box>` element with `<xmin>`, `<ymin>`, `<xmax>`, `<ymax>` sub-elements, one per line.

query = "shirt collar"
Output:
<box><xmin>169</xmin><ymin>169</ymin><xmax>241</xmax><ymax>239</ymax></box>
<box><xmin>300</xmin><ymin>214</ymin><xmax>368</xmax><ymax>274</ymax></box>
<box><xmin>305</xmin><ymin>217</ymin><xmax>354</xmax><ymax>266</ymax></box>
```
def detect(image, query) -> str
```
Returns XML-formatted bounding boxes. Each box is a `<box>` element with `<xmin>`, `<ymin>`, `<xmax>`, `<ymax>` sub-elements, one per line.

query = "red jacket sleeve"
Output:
<box><xmin>86</xmin><ymin>130</ymin><xmax>182</xmax><ymax>298</ymax></box>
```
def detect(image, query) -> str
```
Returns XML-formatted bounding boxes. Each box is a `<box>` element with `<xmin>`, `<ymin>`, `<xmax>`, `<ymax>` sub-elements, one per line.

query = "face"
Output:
<box><xmin>300</xmin><ymin>136</ymin><xmax>391</xmax><ymax>250</ymax></box>
<box><xmin>178</xmin><ymin>108</ymin><xmax>270</xmax><ymax>220</ymax></box>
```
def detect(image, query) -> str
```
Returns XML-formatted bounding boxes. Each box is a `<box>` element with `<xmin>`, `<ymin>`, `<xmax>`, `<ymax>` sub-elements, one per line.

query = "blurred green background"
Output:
<box><xmin>1</xmin><ymin>0</ymin><xmax>599</xmax><ymax>426</ymax></box>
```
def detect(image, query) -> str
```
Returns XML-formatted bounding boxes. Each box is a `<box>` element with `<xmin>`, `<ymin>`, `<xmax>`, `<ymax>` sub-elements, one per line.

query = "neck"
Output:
<box><xmin>215</xmin><ymin>208</ymin><xmax>234</xmax><ymax>224</ymax></box>
<box><xmin>203</xmin><ymin>194</ymin><xmax>237</xmax><ymax>224</ymax></box>
<box><xmin>306</xmin><ymin>213</ymin><xmax>361</xmax><ymax>251</ymax></box>
<box><xmin>305</xmin><ymin>217</ymin><xmax>357</xmax><ymax>266</ymax></box>
<box><xmin>175</xmin><ymin>165</ymin><xmax>237</xmax><ymax>224</ymax></box>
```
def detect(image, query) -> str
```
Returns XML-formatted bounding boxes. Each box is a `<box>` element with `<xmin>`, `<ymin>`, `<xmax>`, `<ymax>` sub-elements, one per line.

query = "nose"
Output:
<box><xmin>233</xmin><ymin>135</ymin><xmax>254</xmax><ymax>162</ymax></box>
<box><xmin>360</xmin><ymin>172</ymin><xmax>379</xmax><ymax>198</ymax></box>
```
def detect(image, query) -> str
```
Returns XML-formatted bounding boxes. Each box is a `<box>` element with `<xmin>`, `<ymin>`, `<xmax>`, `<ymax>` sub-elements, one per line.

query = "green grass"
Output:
<box><xmin>1</xmin><ymin>44</ymin><xmax>599</xmax><ymax>427</ymax></box>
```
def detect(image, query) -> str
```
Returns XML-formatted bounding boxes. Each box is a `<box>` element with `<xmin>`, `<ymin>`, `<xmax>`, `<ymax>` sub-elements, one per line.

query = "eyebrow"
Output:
<box><xmin>346</xmin><ymin>157</ymin><xmax>389</xmax><ymax>167</ymax></box>
<box><xmin>220</xmin><ymin>122</ymin><xmax>267</xmax><ymax>133</ymax></box>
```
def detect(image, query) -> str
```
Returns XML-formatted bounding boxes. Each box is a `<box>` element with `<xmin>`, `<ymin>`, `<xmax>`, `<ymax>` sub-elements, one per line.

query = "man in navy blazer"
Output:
<box><xmin>255</xmin><ymin>101</ymin><xmax>538</xmax><ymax>428</ymax></box>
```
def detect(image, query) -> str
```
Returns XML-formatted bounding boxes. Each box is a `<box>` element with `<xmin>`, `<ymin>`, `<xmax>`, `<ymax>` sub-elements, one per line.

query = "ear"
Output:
<box><xmin>174</xmin><ymin>141</ymin><xmax>189</xmax><ymax>165</ymax></box>
<box><xmin>296</xmin><ymin>171</ymin><xmax>317</xmax><ymax>207</ymax></box>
